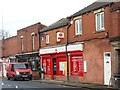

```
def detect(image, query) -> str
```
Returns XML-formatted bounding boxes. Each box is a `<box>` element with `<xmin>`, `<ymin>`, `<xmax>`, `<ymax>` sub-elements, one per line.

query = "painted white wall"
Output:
<box><xmin>67</xmin><ymin>43</ymin><xmax>83</xmax><ymax>51</ymax></box>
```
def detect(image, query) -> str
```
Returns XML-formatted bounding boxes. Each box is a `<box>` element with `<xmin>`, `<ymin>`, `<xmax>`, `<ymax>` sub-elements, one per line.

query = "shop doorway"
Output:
<box><xmin>53</xmin><ymin>58</ymin><xmax>56</xmax><ymax>79</ymax></box>
<box><xmin>117</xmin><ymin>49</ymin><xmax>120</xmax><ymax>72</ymax></box>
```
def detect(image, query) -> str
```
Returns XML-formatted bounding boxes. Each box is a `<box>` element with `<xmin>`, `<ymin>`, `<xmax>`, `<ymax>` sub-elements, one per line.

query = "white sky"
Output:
<box><xmin>0</xmin><ymin>0</ymin><xmax>96</xmax><ymax>36</ymax></box>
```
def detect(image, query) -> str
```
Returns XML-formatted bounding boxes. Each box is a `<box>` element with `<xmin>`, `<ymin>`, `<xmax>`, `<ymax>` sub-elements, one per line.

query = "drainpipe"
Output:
<box><xmin>66</xmin><ymin>18</ymin><xmax>72</xmax><ymax>82</ymax></box>
<box><xmin>38</xmin><ymin>31</ymin><xmax>40</xmax><ymax>49</ymax></box>
<box><xmin>38</xmin><ymin>30</ymin><xmax>41</xmax><ymax>65</ymax></box>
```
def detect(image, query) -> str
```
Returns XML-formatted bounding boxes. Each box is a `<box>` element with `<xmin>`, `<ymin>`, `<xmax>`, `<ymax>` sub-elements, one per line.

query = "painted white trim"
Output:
<box><xmin>16</xmin><ymin>51</ymin><xmax>38</xmax><ymax>56</ymax></box>
<box><xmin>31</xmin><ymin>32</ymin><xmax>35</xmax><ymax>36</ymax></box>
<box><xmin>84</xmin><ymin>61</ymin><xmax>87</xmax><ymax>72</ymax></box>
<box><xmin>40</xmin><ymin>46</ymin><xmax>66</xmax><ymax>54</ymax></box>
<box><xmin>20</xmin><ymin>36</ymin><xmax>23</xmax><ymax>38</ymax></box>
<box><xmin>67</xmin><ymin>43</ymin><xmax>83</xmax><ymax>51</ymax></box>
<box><xmin>40</xmin><ymin>43</ymin><xmax>83</xmax><ymax>55</ymax></box>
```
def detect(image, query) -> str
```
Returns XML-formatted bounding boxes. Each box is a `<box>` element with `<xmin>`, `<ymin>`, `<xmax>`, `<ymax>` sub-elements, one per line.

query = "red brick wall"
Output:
<box><xmin>110</xmin><ymin>10</ymin><xmax>120</xmax><ymax>37</ymax></box>
<box><xmin>17</xmin><ymin>23</ymin><xmax>45</xmax><ymax>54</ymax></box>
<box><xmin>41</xmin><ymin>26</ymin><xmax>67</xmax><ymax>48</ymax></box>
<box><xmin>82</xmin><ymin>39</ymin><xmax>112</xmax><ymax>84</ymax></box>
<box><xmin>67</xmin><ymin>5</ymin><xmax>115</xmax><ymax>84</ymax></box>
<box><xmin>68</xmin><ymin>6</ymin><xmax>113</xmax><ymax>43</ymax></box>
<box><xmin>3</xmin><ymin>36</ymin><xmax>17</xmax><ymax>57</ymax></box>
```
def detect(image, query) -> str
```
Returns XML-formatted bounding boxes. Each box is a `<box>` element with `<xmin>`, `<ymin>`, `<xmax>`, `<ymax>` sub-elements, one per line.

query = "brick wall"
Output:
<box><xmin>3</xmin><ymin>36</ymin><xmax>17</xmax><ymax>57</ymax></box>
<box><xmin>17</xmin><ymin>23</ymin><xmax>45</xmax><ymax>54</ymax></box>
<box><xmin>41</xmin><ymin>26</ymin><xmax>67</xmax><ymax>48</ymax></box>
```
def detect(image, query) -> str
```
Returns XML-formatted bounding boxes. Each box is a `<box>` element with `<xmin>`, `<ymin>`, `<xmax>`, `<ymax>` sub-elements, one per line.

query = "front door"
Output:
<box><xmin>118</xmin><ymin>49</ymin><xmax>120</xmax><ymax>72</ymax></box>
<box><xmin>53</xmin><ymin>58</ymin><xmax>56</xmax><ymax>79</ymax></box>
<box><xmin>104</xmin><ymin>52</ymin><xmax>111</xmax><ymax>85</ymax></box>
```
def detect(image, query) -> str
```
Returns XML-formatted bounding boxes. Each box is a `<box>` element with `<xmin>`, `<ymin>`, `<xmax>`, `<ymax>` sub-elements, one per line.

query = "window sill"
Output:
<box><xmin>56</xmin><ymin>41</ymin><xmax>61</xmax><ymax>43</ymax></box>
<box><xmin>74</xmin><ymin>34</ymin><xmax>83</xmax><ymax>37</ymax></box>
<box><xmin>46</xmin><ymin>43</ymin><xmax>49</xmax><ymax>45</ymax></box>
<box><xmin>94</xmin><ymin>29</ymin><xmax>105</xmax><ymax>34</ymax></box>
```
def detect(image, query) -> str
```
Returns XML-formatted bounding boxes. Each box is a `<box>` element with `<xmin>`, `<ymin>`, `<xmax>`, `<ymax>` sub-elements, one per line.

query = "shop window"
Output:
<box><xmin>46</xmin><ymin>58</ymin><xmax>51</xmax><ymax>75</ymax></box>
<box><xmin>29</xmin><ymin>57</ymin><xmax>40</xmax><ymax>71</ymax></box>
<box><xmin>70</xmin><ymin>55</ymin><xmax>84</xmax><ymax>76</ymax></box>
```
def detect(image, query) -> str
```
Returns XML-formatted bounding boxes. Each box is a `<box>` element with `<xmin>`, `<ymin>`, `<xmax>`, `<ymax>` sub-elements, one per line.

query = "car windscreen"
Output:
<box><xmin>13</xmin><ymin>64</ymin><xmax>28</xmax><ymax>69</ymax></box>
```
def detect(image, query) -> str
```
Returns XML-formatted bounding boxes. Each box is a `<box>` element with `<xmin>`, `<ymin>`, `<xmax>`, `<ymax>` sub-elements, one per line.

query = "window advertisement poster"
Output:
<box><xmin>71</xmin><ymin>55</ymin><xmax>84</xmax><ymax>76</ymax></box>
<box><xmin>42</xmin><ymin>58</ymin><xmax>46</xmax><ymax>73</ymax></box>
<box><xmin>46</xmin><ymin>58</ymin><xmax>51</xmax><ymax>75</ymax></box>
<box><xmin>59</xmin><ymin>62</ymin><xmax>67</xmax><ymax>75</ymax></box>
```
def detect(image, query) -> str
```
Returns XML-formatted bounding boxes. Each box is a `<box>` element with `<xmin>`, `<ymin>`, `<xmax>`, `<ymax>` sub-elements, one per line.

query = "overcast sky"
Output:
<box><xmin>0</xmin><ymin>0</ymin><xmax>96</xmax><ymax>36</ymax></box>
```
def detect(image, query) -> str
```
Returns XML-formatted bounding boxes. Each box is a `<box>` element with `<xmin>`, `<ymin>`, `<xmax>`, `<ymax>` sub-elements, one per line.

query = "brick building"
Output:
<box><xmin>1</xmin><ymin>0</ymin><xmax>120</xmax><ymax>86</ymax></box>
<box><xmin>1</xmin><ymin>22</ymin><xmax>46</xmax><ymax>78</ymax></box>
<box><xmin>15</xmin><ymin>22</ymin><xmax>45</xmax><ymax>70</ymax></box>
<box><xmin>3</xmin><ymin>36</ymin><xmax>17</xmax><ymax>58</ymax></box>
<box><xmin>39</xmin><ymin>18</ymin><xmax>70</xmax><ymax>80</ymax></box>
<box><xmin>39</xmin><ymin>1</ymin><xmax>120</xmax><ymax>86</ymax></box>
<box><xmin>68</xmin><ymin>1</ymin><xmax>120</xmax><ymax>85</ymax></box>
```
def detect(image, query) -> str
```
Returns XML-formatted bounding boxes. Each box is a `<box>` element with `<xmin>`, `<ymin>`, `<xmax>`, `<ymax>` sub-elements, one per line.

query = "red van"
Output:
<box><xmin>7</xmin><ymin>62</ymin><xmax>32</xmax><ymax>80</ymax></box>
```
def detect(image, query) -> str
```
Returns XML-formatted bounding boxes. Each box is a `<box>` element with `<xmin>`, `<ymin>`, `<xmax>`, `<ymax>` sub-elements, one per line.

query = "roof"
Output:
<box><xmin>39</xmin><ymin>18</ymin><xmax>69</xmax><ymax>33</ymax></box>
<box><xmin>70</xmin><ymin>2</ymin><xmax>113</xmax><ymax>18</ymax></box>
<box><xmin>17</xmin><ymin>22</ymin><xmax>44</xmax><ymax>32</ymax></box>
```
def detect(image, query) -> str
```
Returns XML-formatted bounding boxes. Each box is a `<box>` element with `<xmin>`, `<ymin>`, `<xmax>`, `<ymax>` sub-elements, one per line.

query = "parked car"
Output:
<box><xmin>6</xmin><ymin>62</ymin><xmax>32</xmax><ymax>81</ymax></box>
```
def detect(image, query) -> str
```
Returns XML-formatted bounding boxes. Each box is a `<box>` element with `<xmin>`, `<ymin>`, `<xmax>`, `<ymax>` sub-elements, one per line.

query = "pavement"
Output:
<box><xmin>32</xmin><ymin>79</ymin><xmax>120</xmax><ymax>90</ymax></box>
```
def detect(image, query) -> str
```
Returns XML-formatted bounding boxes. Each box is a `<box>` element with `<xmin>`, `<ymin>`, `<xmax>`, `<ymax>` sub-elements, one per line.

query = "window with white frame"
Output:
<box><xmin>46</xmin><ymin>34</ymin><xmax>49</xmax><ymax>44</ymax></box>
<box><xmin>21</xmin><ymin>36</ymin><xmax>24</xmax><ymax>51</ymax></box>
<box><xmin>75</xmin><ymin>19</ymin><xmax>82</xmax><ymax>35</ymax></box>
<box><xmin>32</xmin><ymin>35</ymin><xmax>35</xmax><ymax>50</ymax></box>
<box><xmin>96</xmin><ymin>12</ymin><xmax>104</xmax><ymax>31</ymax></box>
<box><xmin>31</xmin><ymin>32</ymin><xmax>35</xmax><ymax>50</ymax></box>
<box><xmin>57</xmin><ymin>32</ymin><xmax>61</xmax><ymax>42</ymax></box>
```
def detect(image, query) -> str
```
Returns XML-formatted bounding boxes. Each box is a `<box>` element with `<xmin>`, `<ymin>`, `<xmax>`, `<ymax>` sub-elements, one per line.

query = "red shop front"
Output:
<box><xmin>41</xmin><ymin>53</ymin><xmax>67</xmax><ymax>80</ymax></box>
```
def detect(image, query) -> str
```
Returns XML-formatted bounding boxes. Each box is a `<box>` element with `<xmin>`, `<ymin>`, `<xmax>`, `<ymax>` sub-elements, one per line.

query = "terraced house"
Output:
<box><xmin>39</xmin><ymin>1</ymin><xmax>120</xmax><ymax>86</ymax></box>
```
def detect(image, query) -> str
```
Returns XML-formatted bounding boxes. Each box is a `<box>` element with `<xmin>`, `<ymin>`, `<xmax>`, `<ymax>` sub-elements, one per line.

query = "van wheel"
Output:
<box><xmin>29</xmin><ymin>77</ymin><xmax>32</xmax><ymax>80</ymax></box>
<box><xmin>12</xmin><ymin>75</ymin><xmax>16</xmax><ymax>81</ymax></box>
<box><xmin>7</xmin><ymin>77</ymin><xmax>10</xmax><ymax>80</ymax></box>
<box><xmin>7</xmin><ymin>74</ymin><xmax>10</xmax><ymax>80</ymax></box>
<box><xmin>22</xmin><ymin>78</ymin><xmax>25</xmax><ymax>81</ymax></box>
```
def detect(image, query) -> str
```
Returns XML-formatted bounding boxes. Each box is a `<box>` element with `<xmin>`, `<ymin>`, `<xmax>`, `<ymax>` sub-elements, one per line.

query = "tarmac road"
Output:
<box><xmin>1</xmin><ymin>78</ymin><xmax>120</xmax><ymax>90</ymax></box>
<box><xmin>1</xmin><ymin>78</ymin><xmax>77</xmax><ymax>89</ymax></box>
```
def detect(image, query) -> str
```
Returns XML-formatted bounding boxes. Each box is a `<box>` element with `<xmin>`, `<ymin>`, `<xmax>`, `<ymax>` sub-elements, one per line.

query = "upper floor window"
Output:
<box><xmin>31</xmin><ymin>32</ymin><xmax>35</xmax><ymax>50</ymax></box>
<box><xmin>20</xmin><ymin>36</ymin><xmax>24</xmax><ymax>52</ymax></box>
<box><xmin>75</xmin><ymin>19</ymin><xmax>82</xmax><ymax>35</ymax></box>
<box><xmin>46</xmin><ymin>34</ymin><xmax>49</xmax><ymax>44</ymax></box>
<box><xmin>96</xmin><ymin>12</ymin><xmax>104</xmax><ymax>31</ymax></box>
